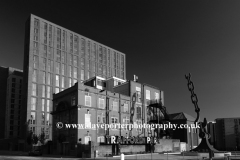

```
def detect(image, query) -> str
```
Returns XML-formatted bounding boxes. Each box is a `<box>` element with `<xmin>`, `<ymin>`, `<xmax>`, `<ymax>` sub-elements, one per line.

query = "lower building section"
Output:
<box><xmin>52</xmin><ymin>138</ymin><xmax>187</xmax><ymax>157</ymax></box>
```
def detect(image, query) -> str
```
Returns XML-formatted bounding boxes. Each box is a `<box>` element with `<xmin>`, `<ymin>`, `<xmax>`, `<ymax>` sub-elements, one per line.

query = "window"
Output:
<box><xmin>111</xmin><ymin>117</ymin><xmax>118</xmax><ymax>129</ymax></box>
<box><xmin>56</xmin><ymin>62</ymin><xmax>60</xmax><ymax>74</ymax></box>
<box><xmin>47</xmin><ymin>60</ymin><xmax>51</xmax><ymax>72</ymax></box>
<box><xmin>70</xmin><ymin>33</ymin><xmax>73</xmax><ymax>53</ymax></box>
<box><xmin>123</xmin><ymin>103</ymin><xmax>129</xmax><ymax>113</ymax></box>
<box><xmin>86</xmin><ymin>71</ymin><xmax>89</xmax><ymax>79</ymax></box>
<box><xmin>69</xmin><ymin>78</ymin><xmax>72</xmax><ymax>87</ymax></box>
<box><xmin>81</xmin><ymin>70</ymin><xmax>84</xmax><ymax>80</ymax></box>
<box><xmin>136</xmin><ymin>87</ymin><xmax>141</xmax><ymax>103</ymax></box>
<box><xmin>61</xmin><ymin>77</ymin><xmax>65</xmax><ymax>88</ymax></box>
<box><xmin>31</xmin><ymin>97</ymin><xmax>36</xmax><ymax>110</ymax></box>
<box><xmin>61</xmin><ymin>64</ymin><xmax>65</xmax><ymax>75</ymax></box>
<box><xmin>12</xmin><ymin>83</ymin><xmax>16</xmax><ymax>88</ymax></box>
<box><xmin>33</xmin><ymin>56</ymin><xmax>38</xmax><ymax>69</ymax></box>
<box><xmin>47</xmin><ymin>86</ymin><xmax>51</xmax><ymax>98</ymax></box>
<box><xmin>32</xmin><ymin>70</ymin><xmax>37</xmax><ymax>82</ymax></box>
<box><xmin>43</xmin><ymin>45</ymin><xmax>47</xmax><ymax>56</ymax></box>
<box><xmin>41</xmin><ymin>114</ymin><xmax>45</xmax><ymax>125</ymax></box>
<box><xmin>136</xmin><ymin>91</ymin><xmax>141</xmax><ymax>103</ymax></box>
<box><xmin>30</xmin><ymin>127</ymin><xmax>35</xmax><ymax>134</ymax></box>
<box><xmin>47</xmin><ymin>100</ymin><xmax>50</xmax><ymax>112</ymax></box>
<box><xmin>123</xmin><ymin>117</ymin><xmax>130</xmax><ymax>130</ymax></box>
<box><xmin>73</xmin><ymin>56</ymin><xmax>78</xmax><ymax>66</ymax></box>
<box><xmin>11</xmin><ymin>93</ymin><xmax>15</xmax><ymax>98</ymax></box>
<box><xmin>136</xmin><ymin>105</ymin><xmax>141</xmax><ymax>119</ymax></box>
<box><xmin>85</xmin><ymin>94</ymin><xmax>91</xmax><ymax>107</ymax></box>
<box><xmin>99</xmin><ymin>98</ymin><xmax>104</xmax><ymax>109</ymax></box>
<box><xmin>102</xmin><ymin>115</ymin><xmax>106</xmax><ymax>123</ymax></box>
<box><xmin>69</xmin><ymin>66</ymin><xmax>72</xmax><ymax>77</ymax></box>
<box><xmin>10</xmin><ymin>98</ymin><xmax>15</xmax><ymax>104</ymax></box>
<box><xmin>97</xmin><ymin>79</ymin><xmax>103</xmax><ymax>86</ymax></box>
<box><xmin>97</xmin><ymin>115</ymin><xmax>101</xmax><ymax>123</ymax></box>
<box><xmin>112</xmin><ymin>101</ymin><xmax>118</xmax><ymax>111</ymax></box>
<box><xmin>42</xmin><ymin>71</ymin><xmax>46</xmax><ymax>84</ymax></box>
<box><xmin>73</xmin><ymin>67</ymin><xmax>77</xmax><ymax>78</ymax></box>
<box><xmin>81</xmin><ymin>58</ymin><xmax>85</xmax><ymax>68</ymax></box>
<box><xmin>85</xmin><ymin>113</ymin><xmax>91</xmax><ymax>128</ymax></box>
<box><xmin>47</xmin><ymin>73</ymin><xmax>51</xmax><ymax>85</ymax></box>
<box><xmin>61</xmin><ymin>52</ymin><xmax>66</xmax><ymax>63</ymax></box>
<box><xmin>42</xmin><ymin>58</ymin><xmax>46</xmax><ymax>70</ymax></box>
<box><xmin>136</xmin><ymin>120</ymin><xmax>142</xmax><ymax>132</ymax></box>
<box><xmin>111</xmin><ymin>117</ymin><xmax>118</xmax><ymax>124</ymax></box>
<box><xmin>30</xmin><ymin>112</ymin><xmax>36</xmax><ymax>124</ymax></box>
<box><xmin>74</xmin><ymin>36</ymin><xmax>79</xmax><ymax>54</ymax></box>
<box><xmin>46</xmin><ymin>113</ymin><xmax>49</xmax><ymax>125</ymax></box>
<box><xmin>42</xmin><ymin>85</ymin><xmax>45</xmax><ymax>97</ymax></box>
<box><xmin>55</xmin><ymin>75</ymin><xmax>59</xmax><ymax>87</ymax></box>
<box><xmin>69</xmin><ymin>54</ymin><xmax>73</xmax><ymax>65</ymax></box>
<box><xmin>80</xmin><ymin>38</ymin><xmax>85</xmax><ymax>56</ymax></box>
<box><xmin>45</xmin><ymin>127</ymin><xmax>49</xmax><ymax>136</ymax></box>
<box><xmin>32</xmin><ymin>83</ymin><xmax>37</xmax><ymax>96</ymax></box>
<box><xmin>71</xmin><ymin>96</ymin><xmax>76</xmax><ymax>106</ymax></box>
<box><xmin>41</xmin><ymin>99</ymin><xmax>45</xmax><ymax>111</ymax></box>
<box><xmin>155</xmin><ymin>92</ymin><xmax>159</xmax><ymax>103</ymax></box>
<box><xmin>146</xmin><ymin>90</ymin><xmax>150</xmax><ymax>100</ymax></box>
<box><xmin>34</xmin><ymin>18</ymin><xmax>39</xmax><ymax>26</ymax></box>
<box><xmin>55</xmin><ymin>88</ymin><xmax>59</xmax><ymax>93</ymax></box>
<box><xmin>34</xmin><ymin>42</ymin><xmax>38</xmax><ymax>48</ymax></box>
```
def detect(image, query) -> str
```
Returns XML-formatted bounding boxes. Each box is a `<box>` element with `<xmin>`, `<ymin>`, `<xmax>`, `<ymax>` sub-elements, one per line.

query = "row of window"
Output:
<box><xmin>135</xmin><ymin>87</ymin><xmax>161</xmax><ymax>103</ymax></box>
<box><xmin>12</xmin><ymin>78</ymin><xmax>22</xmax><ymax>83</ymax></box>
<box><xmin>33</xmin><ymin>39</ymin><xmax>125</xmax><ymax>72</ymax></box>
<box><xmin>74</xmin><ymin>95</ymin><xmax>130</xmax><ymax>112</ymax></box>
<box><xmin>32</xmin><ymin>54</ymin><xmax>123</xmax><ymax>80</ymax></box>
<box><xmin>33</xmin><ymin>21</ymin><xmax>125</xmax><ymax>65</ymax></box>
<box><xmin>33</xmin><ymin>18</ymin><xmax>125</xmax><ymax>80</ymax></box>
<box><xmin>31</xmin><ymin>97</ymin><xmax>51</xmax><ymax>112</ymax></box>
<box><xmin>30</xmin><ymin>111</ymin><xmax>50</xmax><ymax>126</ymax></box>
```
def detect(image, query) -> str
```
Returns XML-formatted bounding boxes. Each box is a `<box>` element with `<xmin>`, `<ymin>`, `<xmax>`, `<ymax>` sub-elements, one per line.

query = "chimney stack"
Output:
<box><xmin>133</xmin><ymin>75</ymin><xmax>138</xmax><ymax>82</ymax></box>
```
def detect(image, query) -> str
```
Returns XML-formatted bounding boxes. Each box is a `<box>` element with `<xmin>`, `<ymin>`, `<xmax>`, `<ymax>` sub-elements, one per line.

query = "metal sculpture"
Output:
<box><xmin>185</xmin><ymin>73</ymin><xmax>218</xmax><ymax>159</ymax></box>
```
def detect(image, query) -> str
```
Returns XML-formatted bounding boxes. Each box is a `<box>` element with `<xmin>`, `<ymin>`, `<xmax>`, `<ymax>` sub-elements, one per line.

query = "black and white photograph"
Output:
<box><xmin>0</xmin><ymin>0</ymin><xmax>239</xmax><ymax>159</ymax></box>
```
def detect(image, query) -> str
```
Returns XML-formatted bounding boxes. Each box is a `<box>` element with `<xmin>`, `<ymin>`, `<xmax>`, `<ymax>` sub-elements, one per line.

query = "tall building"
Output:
<box><xmin>5</xmin><ymin>69</ymin><xmax>23</xmax><ymax>139</ymax></box>
<box><xmin>0</xmin><ymin>66</ymin><xmax>23</xmax><ymax>140</ymax></box>
<box><xmin>22</xmin><ymin>14</ymin><xmax>126</xmax><ymax>139</ymax></box>
<box><xmin>0</xmin><ymin>66</ymin><xmax>23</xmax><ymax>151</ymax></box>
<box><xmin>215</xmin><ymin>118</ymin><xmax>240</xmax><ymax>151</ymax></box>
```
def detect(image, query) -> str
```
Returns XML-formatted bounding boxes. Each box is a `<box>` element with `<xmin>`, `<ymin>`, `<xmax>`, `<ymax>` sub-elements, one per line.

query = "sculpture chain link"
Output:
<box><xmin>185</xmin><ymin>73</ymin><xmax>200</xmax><ymax>123</ymax></box>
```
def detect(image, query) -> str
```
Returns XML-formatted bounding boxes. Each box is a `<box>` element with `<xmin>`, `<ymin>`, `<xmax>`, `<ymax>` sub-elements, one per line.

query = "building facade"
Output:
<box><xmin>214</xmin><ymin>118</ymin><xmax>240</xmax><ymax>151</ymax></box>
<box><xmin>51</xmin><ymin>76</ymin><xmax>165</xmax><ymax>156</ymax></box>
<box><xmin>0</xmin><ymin>66</ymin><xmax>23</xmax><ymax>140</ymax></box>
<box><xmin>0</xmin><ymin>66</ymin><xmax>23</xmax><ymax>151</ymax></box>
<box><xmin>22</xmin><ymin>14</ymin><xmax>126</xmax><ymax>139</ymax></box>
<box><xmin>5</xmin><ymin>69</ymin><xmax>23</xmax><ymax>139</ymax></box>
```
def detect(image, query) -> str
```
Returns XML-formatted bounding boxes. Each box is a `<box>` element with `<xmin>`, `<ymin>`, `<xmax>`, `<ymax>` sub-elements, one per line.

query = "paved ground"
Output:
<box><xmin>0</xmin><ymin>154</ymin><xmax>227</xmax><ymax>160</ymax></box>
<box><xmin>0</xmin><ymin>151</ymin><xmax>236</xmax><ymax>160</ymax></box>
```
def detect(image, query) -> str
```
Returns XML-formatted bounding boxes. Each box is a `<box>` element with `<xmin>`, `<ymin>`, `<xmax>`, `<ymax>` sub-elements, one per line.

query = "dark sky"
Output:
<box><xmin>1</xmin><ymin>0</ymin><xmax>240</xmax><ymax>121</ymax></box>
